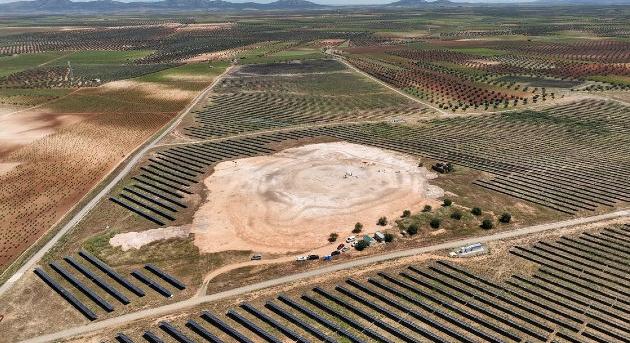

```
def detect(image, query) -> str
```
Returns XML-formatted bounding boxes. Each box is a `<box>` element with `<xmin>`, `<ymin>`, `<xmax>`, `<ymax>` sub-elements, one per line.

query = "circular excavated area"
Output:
<box><xmin>111</xmin><ymin>141</ymin><xmax>443</xmax><ymax>254</ymax></box>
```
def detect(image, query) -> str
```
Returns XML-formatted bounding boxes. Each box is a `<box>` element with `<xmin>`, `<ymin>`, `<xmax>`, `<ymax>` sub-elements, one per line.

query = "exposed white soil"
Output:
<box><xmin>114</xmin><ymin>142</ymin><xmax>443</xmax><ymax>254</ymax></box>
<box><xmin>101</xmin><ymin>80</ymin><xmax>196</xmax><ymax>101</ymax></box>
<box><xmin>109</xmin><ymin>227</ymin><xmax>190</xmax><ymax>251</ymax></box>
<box><xmin>0</xmin><ymin>110</ymin><xmax>83</xmax><ymax>156</ymax></box>
<box><xmin>0</xmin><ymin>162</ymin><xmax>21</xmax><ymax>176</ymax></box>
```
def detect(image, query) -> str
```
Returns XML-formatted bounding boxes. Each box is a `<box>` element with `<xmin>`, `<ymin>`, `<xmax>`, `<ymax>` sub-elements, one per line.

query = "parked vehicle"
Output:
<box><xmin>346</xmin><ymin>236</ymin><xmax>356</xmax><ymax>243</ymax></box>
<box><xmin>341</xmin><ymin>247</ymin><xmax>350</xmax><ymax>253</ymax></box>
<box><xmin>331</xmin><ymin>250</ymin><xmax>340</xmax><ymax>256</ymax></box>
<box><xmin>449</xmin><ymin>243</ymin><xmax>486</xmax><ymax>257</ymax></box>
<box><xmin>337</xmin><ymin>243</ymin><xmax>345</xmax><ymax>250</ymax></box>
<box><xmin>373</xmin><ymin>231</ymin><xmax>385</xmax><ymax>242</ymax></box>
<box><xmin>296</xmin><ymin>256</ymin><xmax>307</xmax><ymax>261</ymax></box>
<box><xmin>323</xmin><ymin>255</ymin><xmax>332</xmax><ymax>261</ymax></box>
<box><xmin>251</xmin><ymin>254</ymin><xmax>262</xmax><ymax>260</ymax></box>
<box><xmin>307</xmin><ymin>255</ymin><xmax>319</xmax><ymax>260</ymax></box>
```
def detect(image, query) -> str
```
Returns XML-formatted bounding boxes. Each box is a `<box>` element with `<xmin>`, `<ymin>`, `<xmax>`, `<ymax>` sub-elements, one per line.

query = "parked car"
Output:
<box><xmin>296</xmin><ymin>256</ymin><xmax>308</xmax><ymax>261</ymax></box>
<box><xmin>449</xmin><ymin>243</ymin><xmax>486</xmax><ymax>257</ymax></box>
<box><xmin>345</xmin><ymin>236</ymin><xmax>356</xmax><ymax>243</ymax></box>
<box><xmin>307</xmin><ymin>255</ymin><xmax>319</xmax><ymax>260</ymax></box>
<box><xmin>323</xmin><ymin>255</ymin><xmax>332</xmax><ymax>261</ymax></box>
<box><xmin>331</xmin><ymin>250</ymin><xmax>340</xmax><ymax>256</ymax></box>
<box><xmin>251</xmin><ymin>254</ymin><xmax>262</xmax><ymax>260</ymax></box>
<box><xmin>341</xmin><ymin>247</ymin><xmax>350</xmax><ymax>253</ymax></box>
<box><xmin>351</xmin><ymin>241</ymin><xmax>358</xmax><ymax>247</ymax></box>
<box><xmin>337</xmin><ymin>243</ymin><xmax>345</xmax><ymax>250</ymax></box>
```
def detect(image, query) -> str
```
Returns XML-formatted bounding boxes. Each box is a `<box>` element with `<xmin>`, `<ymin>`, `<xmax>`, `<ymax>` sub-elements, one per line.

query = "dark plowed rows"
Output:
<box><xmin>115</xmin><ymin>226</ymin><xmax>630</xmax><ymax>343</ymax></box>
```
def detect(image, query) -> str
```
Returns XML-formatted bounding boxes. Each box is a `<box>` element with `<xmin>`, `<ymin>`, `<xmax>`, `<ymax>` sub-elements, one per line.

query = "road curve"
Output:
<box><xmin>21</xmin><ymin>209</ymin><xmax>630</xmax><ymax>343</ymax></box>
<box><xmin>0</xmin><ymin>65</ymin><xmax>233</xmax><ymax>297</ymax></box>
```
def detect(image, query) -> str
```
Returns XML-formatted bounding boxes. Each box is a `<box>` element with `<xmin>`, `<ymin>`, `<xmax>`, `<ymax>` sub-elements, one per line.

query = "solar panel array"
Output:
<box><xmin>34</xmin><ymin>251</ymin><xmax>185</xmax><ymax>320</ymax></box>
<box><xmin>111</xmin><ymin>98</ymin><xmax>630</xmax><ymax>224</ymax></box>
<box><xmin>114</xmin><ymin>226</ymin><xmax>630</xmax><ymax>343</ymax></box>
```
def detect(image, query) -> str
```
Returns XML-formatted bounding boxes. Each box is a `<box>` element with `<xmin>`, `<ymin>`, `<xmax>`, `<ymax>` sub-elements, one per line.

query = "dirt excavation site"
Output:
<box><xmin>111</xmin><ymin>142</ymin><xmax>444</xmax><ymax>254</ymax></box>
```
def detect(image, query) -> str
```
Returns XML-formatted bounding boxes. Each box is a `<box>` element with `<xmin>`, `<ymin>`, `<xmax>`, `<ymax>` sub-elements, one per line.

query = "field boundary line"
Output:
<box><xmin>20</xmin><ymin>208</ymin><xmax>630</xmax><ymax>343</ymax></box>
<box><xmin>0</xmin><ymin>64</ymin><xmax>234</xmax><ymax>296</ymax></box>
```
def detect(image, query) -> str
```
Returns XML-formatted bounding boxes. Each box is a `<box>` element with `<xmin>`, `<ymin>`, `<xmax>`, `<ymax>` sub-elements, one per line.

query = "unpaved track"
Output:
<box><xmin>0</xmin><ymin>66</ymin><xmax>233</xmax><ymax>297</ymax></box>
<box><xmin>20</xmin><ymin>209</ymin><xmax>630</xmax><ymax>343</ymax></box>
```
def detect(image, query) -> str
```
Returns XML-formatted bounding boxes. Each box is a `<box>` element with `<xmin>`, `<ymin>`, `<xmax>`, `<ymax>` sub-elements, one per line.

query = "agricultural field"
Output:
<box><xmin>0</xmin><ymin>5</ymin><xmax>629</xmax><ymax>343</ymax></box>
<box><xmin>0</xmin><ymin>42</ymin><xmax>230</xmax><ymax>276</ymax></box>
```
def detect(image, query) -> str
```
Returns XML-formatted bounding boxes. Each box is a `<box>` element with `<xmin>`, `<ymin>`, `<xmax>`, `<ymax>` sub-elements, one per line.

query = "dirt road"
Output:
<box><xmin>20</xmin><ymin>208</ymin><xmax>630</xmax><ymax>343</ymax></box>
<box><xmin>0</xmin><ymin>65</ymin><xmax>234</xmax><ymax>297</ymax></box>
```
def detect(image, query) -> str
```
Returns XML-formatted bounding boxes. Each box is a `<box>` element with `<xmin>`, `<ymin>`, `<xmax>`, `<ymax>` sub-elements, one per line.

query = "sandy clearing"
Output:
<box><xmin>182</xmin><ymin>43</ymin><xmax>266</xmax><ymax>63</ymax></box>
<box><xmin>470</xmin><ymin>59</ymin><xmax>501</xmax><ymax>66</ymax></box>
<box><xmin>101</xmin><ymin>80</ymin><xmax>196</xmax><ymax>101</ymax></box>
<box><xmin>0</xmin><ymin>104</ymin><xmax>26</xmax><ymax>116</ymax></box>
<box><xmin>110</xmin><ymin>227</ymin><xmax>190</xmax><ymax>251</ymax></box>
<box><xmin>0</xmin><ymin>110</ymin><xmax>83</xmax><ymax>157</ymax></box>
<box><xmin>0</xmin><ymin>162</ymin><xmax>21</xmax><ymax>176</ymax></box>
<box><xmin>163</xmin><ymin>73</ymin><xmax>219</xmax><ymax>82</ymax></box>
<box><xmin>176</xmin><ymin>23</ymin><xmax>234</xmax><ymax>32</ymax></box>
<box><xmin>158</xmin><ymin>142</ymin><xmax>442</xmax><ymax>255</ymax></box>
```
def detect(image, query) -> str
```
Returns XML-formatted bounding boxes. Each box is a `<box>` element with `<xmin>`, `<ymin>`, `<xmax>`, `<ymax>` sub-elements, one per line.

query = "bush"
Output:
<box><xmin>407</xmin><ymin>223</ymin><xmax>419</xmax><ymax>236</ymax></box>
<box><xmin>450</xmin><ymin>211</ymin><xmax>462</xmax><ymax>220</ymax></box>
<box><xmin>384</xmin><ymin>233</ymin><xmax>394</xmax><ymax>242</ymax></box>
<box><xmin>443</xmin><ymin>199</ymin><xmax>452</xmax><ymax>207</ymax></box>
<box><xmin>429</xmin><ymin>218</ymin><xmax>441</xmax><ymax>229</ymax></box>
<box><xmin>481</xmin><ymin>219</ymin><xmax>494</xmax><ymax>230</ymax></box>
<box><xmin>353</xmin><ymin>222</ymin><xmax>363</xmax><ymax>233</ymax></box>
<box><xmin>328</xmin><ymin>233</ymin><xmax>338</xmax><ymax>242</ymax></box>
<box><xmin>422</xmin><ymin>205</ymin><xmax>432</xmax><ymax>212</ymax></box>
<box><xmin>471</xmin><ymin>207</ymin><xmax>482</xmax><ymax>216</ymax></box>
<box><xmin>377</xmin><ymin>216</ymin><xmax>388</xmax><ymax>226</ymax></box>
<box><xmin>355</xmin><ymin>240</ymin><xmax>369</xmax><ymax>251</ymax></box>
<box><xmin>401</xmin><ymin>209</ymin><xmax>411</xmax><ymax>218</ymax></box>
<box><xmin>499</xmin><ymin>212</ymin><xmax>512</xmax><ymax>223</ymax></box>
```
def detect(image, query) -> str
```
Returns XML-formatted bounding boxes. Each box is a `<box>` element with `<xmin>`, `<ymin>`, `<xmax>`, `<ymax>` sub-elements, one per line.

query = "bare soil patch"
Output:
<box><xmin>119</xmin><ymin>142</ymin><xmax>443</xmax><ymax>255</ymax></box>
<box><xmin>101</xmin><ymin>80</ymin><xmax>196</xmax><ymax>102</ymax></box>
<box><xmin>0</xmin><ymin>109</ymin><xmax>84</xmax><ymax>158</ymax></box>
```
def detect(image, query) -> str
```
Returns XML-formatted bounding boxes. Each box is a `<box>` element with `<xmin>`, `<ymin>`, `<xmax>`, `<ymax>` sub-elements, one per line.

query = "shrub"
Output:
<box><xmin>481</xmin><ymin>219</ymin><xmax>494</xmax><ymax>230</ymax></box>
<box><xmin>353</xmin><ymin>222</ymin><xmax>363</xmax><ymax>233</ymax></box>
<box><xmin>328</xmin><ymin>233</ymin><xmax>338</xmax><ymax>242</ymax></box>
<box><xmin>429</xmin><ymin>218</ymin><xmax>441</xmax><ymax>229</ymax></box>
<box><xmin>377</xmin><ymin>216</ymin><xmax>388</xmax><ymax>226</ymax></box>
<box><xmin>401</xmin><ymin>209</ymin><xmax>411</xmax><ymax>218</ymax></box>
<box><xmin>499</xmin><ymin>212</ymin><xmax>512</xmax><ymax>223</ymax></box>
<box><xmin>355</xmin><ymin>240</ymin><xmax>369</xmax><ymax>251</ymax></box>
<box><xmin>443</xmin><ymin>199</ymin><xmax>452</xmax><ymax>207</ymax></box>
<box><xmin>384</xmin><ymin>233</ymin><xmax>394</xmax><ymax>242</ymax></box>
<box><xmin>422</xmin><ymin>205</ymin><xmax>432</xmax><ymax>212</ymax></box>
<box><xmin>450</xmin><ymin>211</ymin><xmax>462</xmax><ymax>220</ymax></box>
<box><xmin>407</xmin><ymin>223</ymin><xmax>419</xmax><ymax>235</ymax></box>
<box><xmin>471</xmin><ymin>207</ymin><xmax>482</xmax><ymax>216</ymax></box>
